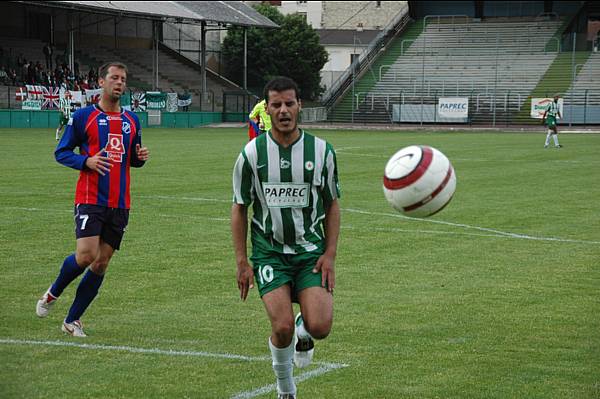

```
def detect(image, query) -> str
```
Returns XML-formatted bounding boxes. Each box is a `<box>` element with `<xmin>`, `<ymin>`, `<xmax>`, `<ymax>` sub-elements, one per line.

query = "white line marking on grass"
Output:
<box><xmin>343</xmin><ymin>208</ymin><xmax>600</xmax><ymax>245</ymax></box>
<box><xmin>0</xmin><ymin>338</ymin><xmax>349</xmax><ymax>399</ymax></box>
<box><xmin>140</xmin><ymin>195</ymin><xmax>231</xmax><ymax>203</ymax></box>
<box><xmin>4</xmin><ymin>201</ymin><xmax>596</xmax><ymax>245</ymax></box>
<box><xmin>2</xmin><ymin>206</ymin><xmax>71</xmax><ymax>213</ymax></box>
<box><xmin>0</xmin><ymin>338</ymin><xmax>267</xmax><ymax>361</ymax></box>
<box><xmin>231</xmin><ymin>363</ymin><xmax>348</xmax><ymax>399</ymax></box>
<box><xmin>334</xmin><ymin>146</ymin><xmax>363</xmax><ymax>152</ymax></box>
<box><xmin>344</xmin><ymin>225</ymin><xmax>508</xmax><ymax>239</ymax></box>
<box><xmin>337</xmin><ymin>151</ymin><xmax>388</xmax><ymax>158</ymax></box>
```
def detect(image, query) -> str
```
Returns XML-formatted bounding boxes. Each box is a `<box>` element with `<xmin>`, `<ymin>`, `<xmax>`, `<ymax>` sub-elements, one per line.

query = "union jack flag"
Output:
<box><xmin>42</xmin><ymin>86</ymin><xmax>60</xmax><ymax>109</ymax></box>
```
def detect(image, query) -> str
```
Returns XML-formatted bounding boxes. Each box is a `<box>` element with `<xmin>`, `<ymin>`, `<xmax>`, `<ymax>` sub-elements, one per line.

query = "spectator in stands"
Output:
<box><xmin>21</xmin><ymin>60</ymin><xmax>29</xmax><ymax>83</ymax></box>
<box><xmin>88</xmin><ymin>68</ymin><xmax>97</xmax><ymax>84</ymax></box>
<box><xmin>35</xmin><ymin>62</ymin><xmax>44</xmax><ymax>84</ymax></box>
<box><xmin>45</xmin><ymin>70</ymin><xmax>56</xmax><ymax>87</ymax></box>
<box><xmin>55</xmin><ymin>65</ymin><xmax>64</xmax><ymax>82</ymax></box>
<box><xmin>8</xmin><ymin>68</ymin><xmax>17</xmax><ymax>86</ymax></box>
<box><xmin>43</xmin><ymin>43</ymin><xmax>53</xmax><ymax>70</ymax></box>
<box><xmin>0</xmin><ymin>66</ymin><xmax>8</xmax><ymax>85</ymax></box>
<box><xmin>27</xmin><ymin>61</ymin><xmax>35</xmax><ymax>84</ymax></box>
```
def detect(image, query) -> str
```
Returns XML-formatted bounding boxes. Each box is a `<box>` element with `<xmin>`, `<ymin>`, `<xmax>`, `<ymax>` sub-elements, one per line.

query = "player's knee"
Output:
<box><xmin>75</xmin><ymin>251</ymin><xmax>95</xmax><ymax>267</ymax></box>
<box><xmin>90</xmin><ymin>258</ymin><xmax>110</xmax><ymax>275</ymax></box>
<box><xmin>271</xmin><ymin>320</ymin><xmax>295</xmax><ymax>343</ymax></box>
<box><xmin>306</xmin><ymin>319</ymin><xmax>332</xmax><ymax>340</ymax></box>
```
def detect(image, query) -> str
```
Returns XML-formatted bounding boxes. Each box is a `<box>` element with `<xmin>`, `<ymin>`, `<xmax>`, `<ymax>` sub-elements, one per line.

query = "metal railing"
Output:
<box><xmin>341</xmin><ymin>88</ymin><xmax>600</xmax><ymax>126</ymax></box>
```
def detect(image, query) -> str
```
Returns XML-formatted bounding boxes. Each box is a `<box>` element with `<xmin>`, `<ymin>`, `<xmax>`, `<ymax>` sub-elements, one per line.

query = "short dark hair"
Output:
<box><xmin>264</xmin><ymin>76</ymin><xmax>300</xmax><ymax>103</ymax></box>
<box><xmin>98</xmin><ymin>61</ymin><xmax>128</xmax><ymax>79</ymax></box>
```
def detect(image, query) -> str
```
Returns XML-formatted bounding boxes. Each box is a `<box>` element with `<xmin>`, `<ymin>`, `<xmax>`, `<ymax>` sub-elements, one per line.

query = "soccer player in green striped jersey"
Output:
<box><xmin>232</xmin><ymin>77</ymin><xmax>340</xmax><ymax>399</ymax></box>
<box><xmin>542</xmin><ymin>94</ymin><xmax>562</xmax><ymax>148</ymax></box>
<box><xmin>55</xmin><ymin>91</ymin><xmax>73</xmax><ymax>141</ymax></box>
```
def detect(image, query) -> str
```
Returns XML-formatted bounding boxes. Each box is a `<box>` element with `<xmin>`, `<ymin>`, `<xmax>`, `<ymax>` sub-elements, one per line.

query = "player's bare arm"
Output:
<box><xmin>231</xmin><ymin>203</ymin><xmax>254</xmax><ymax>301</ymax></box>
<box><xmin>313</xmin><ymin>199</ymin><xmax>340</xmax><ymax>292</ymax></box>
<box><xmin>85</xmin><ymin>146</ymin><xmax>112</xmax><ymax>176</ymax></box>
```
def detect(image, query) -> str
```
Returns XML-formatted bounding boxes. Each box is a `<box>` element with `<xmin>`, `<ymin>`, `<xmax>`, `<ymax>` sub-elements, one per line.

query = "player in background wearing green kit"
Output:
<box><xmin>541</xmin><ymin>94</ymin><xmax>562</xmax><ymax>148</ymax></box>
<box><xmin>232</xmin><ymin>77</ymin><xmax>340</xmax><ymax>399</ymax></box>
<box><xmin>55</xmin><ymin>91</ymin><xmax>73</xmax><ymax>141</ymax></box>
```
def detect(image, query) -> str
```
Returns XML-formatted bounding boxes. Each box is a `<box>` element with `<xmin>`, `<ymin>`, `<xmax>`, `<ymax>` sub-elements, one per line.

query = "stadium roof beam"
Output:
<box><xmin>17</xmin><ymin>1</ymin><xmax>278</xmax><ymax>95</ymax></box>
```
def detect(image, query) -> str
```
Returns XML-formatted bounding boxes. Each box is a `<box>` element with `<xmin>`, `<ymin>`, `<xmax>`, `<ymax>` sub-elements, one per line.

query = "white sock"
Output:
<box><xmin>268</xmin><ymin>337</ymin><xmax>296</xmax><ymax>395</ymax></box>
<box><xmin>545</xmin><ymin>131</ymin><xmax>552</xmax><ymax>146</ymax></box>
<box><xmin>553</xmin><ymin>134</ymin><xmax>559</xmax><ymax>146</ymax></box>
<box><xmin>295</xmin><ymin>314</ymin><xmax>313</xmax><ymax>340</ymax></box>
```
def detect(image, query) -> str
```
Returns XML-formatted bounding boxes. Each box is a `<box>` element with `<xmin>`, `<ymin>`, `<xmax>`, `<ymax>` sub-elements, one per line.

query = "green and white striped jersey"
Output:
<box><xmin>59</xmin><ymin>97</ymin><xmax>72</xmax><ymax>119</ymax></box>
<box><xmin>233</xmin><ymin>130</ymin><xmax>340</xmax><ymax>255</ymax></box>
<box><xmin>546</xmin><ymin>101</ymin><xmax>559</xmax><ymax>117</ymax></box>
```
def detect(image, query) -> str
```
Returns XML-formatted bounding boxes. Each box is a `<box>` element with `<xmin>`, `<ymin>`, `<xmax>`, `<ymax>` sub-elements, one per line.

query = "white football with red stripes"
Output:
<box><xmin>383</xmin><ymin>145</ymin><xmax>456</xmax><ymax>217</ymax></box>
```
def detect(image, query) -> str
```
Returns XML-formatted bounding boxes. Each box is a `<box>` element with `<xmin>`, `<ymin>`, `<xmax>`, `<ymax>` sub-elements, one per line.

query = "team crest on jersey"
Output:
<box><xmin>305</xmin><ymin>161</ymin><xmax>314</xmax><ymax>171</ymax></box>
<box><xmin>122</xmin><ymin>121</ymin><xmax>131</xmax><ymax>135</ymax></box>
<box><xmin>280</xmin><ymin>158</ymin><xmax>291</xmax><ymax>169</ymax></box>
<box><xmin>106</xmin><ymin>133</ymin><xmax>125</xmax><ymax>162</ymax></box>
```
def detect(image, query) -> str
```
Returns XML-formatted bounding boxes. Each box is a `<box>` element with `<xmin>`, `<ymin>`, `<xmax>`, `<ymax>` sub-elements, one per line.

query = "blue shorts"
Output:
<box><xmin>74</xmin><ymin>204</ymin><xmax>129</xmax><ymax>250</ymax></box>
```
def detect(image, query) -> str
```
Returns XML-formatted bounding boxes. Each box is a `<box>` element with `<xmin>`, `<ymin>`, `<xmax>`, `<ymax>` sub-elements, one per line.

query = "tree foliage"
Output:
<box><xmin>222</xmin><ymin>4</ymin><xmax>328</xmax><ymax>100</ymax></box>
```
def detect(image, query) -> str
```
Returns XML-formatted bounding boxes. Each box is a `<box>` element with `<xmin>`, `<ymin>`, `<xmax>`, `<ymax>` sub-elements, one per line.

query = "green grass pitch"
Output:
<box><xmin>0</xmin><ymin>127</ymin><xmax>599</xmax><ymax>398</ymax></box>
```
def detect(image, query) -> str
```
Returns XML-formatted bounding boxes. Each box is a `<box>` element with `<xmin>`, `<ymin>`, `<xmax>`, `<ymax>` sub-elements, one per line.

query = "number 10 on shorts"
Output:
<box><xmin>258</xmin><ymin>265</ymin><xmax>274</xmax><ymax>285</ymax></box>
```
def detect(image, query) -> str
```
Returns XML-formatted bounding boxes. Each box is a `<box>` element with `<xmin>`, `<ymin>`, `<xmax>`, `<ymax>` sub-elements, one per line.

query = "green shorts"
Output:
<box><xmin>250</xmin><ymin>249</ymin><xmax>326</xmax><ymax>301</ymax></box>
<box><xmin>545</xmin><ymin>116</ymin><xmax>556</xmax><ymax>127</ymax></box>
<box><xmin>59</xmin><ymin>115</ymin><xmax>69</xmax><ymax>126</ymax></box>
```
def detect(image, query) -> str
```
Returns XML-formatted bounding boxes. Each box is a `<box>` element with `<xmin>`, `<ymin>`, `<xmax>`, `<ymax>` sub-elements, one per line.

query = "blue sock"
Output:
<box><xmin>50</xmin><ymin>254</ymin><xmax>86</xmax><ymax>297</ymax></box>
<box><xmin>65</xmin><ymin>270</ymin><xmax>104</xmax><ymax>323</ymax></box>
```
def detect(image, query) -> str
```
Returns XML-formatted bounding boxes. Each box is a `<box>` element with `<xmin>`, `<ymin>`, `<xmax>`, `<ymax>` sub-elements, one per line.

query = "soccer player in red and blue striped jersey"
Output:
<box><xmin>36</xmin><ymin>62</ymin><xmax>150</xmax><ymax>337</ymax></box>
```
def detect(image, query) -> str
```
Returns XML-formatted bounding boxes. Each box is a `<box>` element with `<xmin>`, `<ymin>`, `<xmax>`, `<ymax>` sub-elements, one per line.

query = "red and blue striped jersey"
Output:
<box><xmin>55</xmin><ymin>105</ymin><xmax>145</xmax><ymax>209</ymax></box>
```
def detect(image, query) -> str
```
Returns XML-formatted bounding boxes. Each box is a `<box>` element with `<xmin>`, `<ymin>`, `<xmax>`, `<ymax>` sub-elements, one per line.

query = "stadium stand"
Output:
<box><xmin>330</xmin><ymin>16</ymin><xmax>565</xmax><ymax>124</ymax></box>
<box><xmin>562</xmin><ymin>52</ymin><xmax>600</xmax><ymax>123</ymax></box>
<box><xmin>565</xmin><ymin>52</ymin><xmax>600</xmax><ymax>97</ymax></box>
<box><xmin>76</xmin><ymin>43</ymin><xmax>239</xmax><ymax>110</ymax></box>
<box><xmin>0</xmin><ymin>1</ymin><xmax>276</xmax><ymax>115</ymax></box>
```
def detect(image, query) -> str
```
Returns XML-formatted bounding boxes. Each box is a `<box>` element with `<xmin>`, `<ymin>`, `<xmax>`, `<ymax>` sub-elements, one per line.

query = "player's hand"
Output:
<box><xmin>136</xmin><ymin>144</ymin><xmax>149</xmax><ymax>161</ymax></box>
<box><xmin>236</xmin><ymin>260</ymin><xmax>254</xmax><ymax>301</ymax></box>
<box><xmin>85</xmin><ymin>147</ymin><xmax>112</xmax><ymax>176</ymax></box>
<box><xmin>259</xmin><ymin>122</ymin><xmax>265</xmax><ymax>130</ymax></box>
<box><xmin>313</xmin><ymin>252</ymin><xmax>335</xmax><ymax>293</ymax></box>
